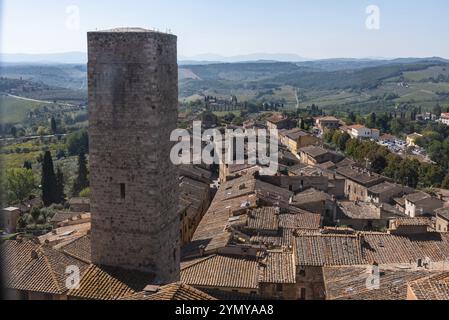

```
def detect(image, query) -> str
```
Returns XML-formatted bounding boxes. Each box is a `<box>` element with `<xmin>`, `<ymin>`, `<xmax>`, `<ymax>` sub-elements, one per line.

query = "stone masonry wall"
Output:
<box><xmin>88</xmin><ymin>29</ymin><xmax>179</xmax><ymax>284</ymax></box>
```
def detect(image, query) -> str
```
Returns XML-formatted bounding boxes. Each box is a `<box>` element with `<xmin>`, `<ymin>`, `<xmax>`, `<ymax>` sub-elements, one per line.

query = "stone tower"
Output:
<box><xmin>87</xmin><ymin>28</ymin><xmax>179</xmax><ymax>284</ymax></box>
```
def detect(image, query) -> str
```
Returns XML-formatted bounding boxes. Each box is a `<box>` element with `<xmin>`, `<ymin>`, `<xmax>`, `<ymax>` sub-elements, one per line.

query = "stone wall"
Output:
<box><xmin>261</xmin><ymin>175</ymin><xmax>329</xmax><ymax>193</ymax></box>
<box><xmin>296</xmin><ymin>266</ymin><xmax>326</xmax><ymax>300</ymax></box>
<box><xmin>88</xmin><ymin>29</ymin><xmax>180</xmax><ymax>284</ymax></box>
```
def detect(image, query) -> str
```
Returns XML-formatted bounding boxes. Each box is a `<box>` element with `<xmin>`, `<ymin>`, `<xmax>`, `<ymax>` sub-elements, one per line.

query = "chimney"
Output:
<box><xmin>199</xmin><ymin>245</ymin><xmax>206</xmax><ymax>257</ymax></box>
<box><xmin>30</xmin><ymin>250</ymin><xmax>39</xmax><ymax>260</ymax></box>
<box><xmin>358</xmin><ymin>233</ymin><xmax>365</xmax><ymax>245</ymax></box>
<box><xmin>143</xmin><ymin>285</ymin><xmax>161</xmax><ymax>296</ymax></box>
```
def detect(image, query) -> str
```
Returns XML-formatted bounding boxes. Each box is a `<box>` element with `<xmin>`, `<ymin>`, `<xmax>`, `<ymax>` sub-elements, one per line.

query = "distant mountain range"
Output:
<box><xmin>178</xmin><ymin>53</ymin><xmax>311</xmax><ymax>64</ymax></box>
<box><xmin>1</xmin><ymin>52</ymin><xmax>88</xmax><ymax>64</ymax></box>
<box><xmin>1</xmin><ymin>52</ymin><xmax>310</xmax><ymax>65</ymax></box>
<box><xmin>2</xmin><ymin>52</ymin><xmax>448</xmax><ymax>66</ymax></box>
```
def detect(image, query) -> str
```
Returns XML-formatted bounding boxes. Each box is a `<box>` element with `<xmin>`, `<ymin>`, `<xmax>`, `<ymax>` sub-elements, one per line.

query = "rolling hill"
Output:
<box><xmin>2</xmin><ymin>57</ymin><xmax>449</xmax><ymax>118</ymax></box>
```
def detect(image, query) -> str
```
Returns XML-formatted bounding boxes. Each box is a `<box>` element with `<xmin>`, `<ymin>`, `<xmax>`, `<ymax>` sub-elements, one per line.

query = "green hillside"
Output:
<box><xmin>2</xmin><ymin>59</ymin><xmax>449</xmax><ymax>118</ymax></box>
<box><xmin>0</xmin><ymin>64</ymin><xmax>87</xmax><ymax>90</ymax></box>
<box><xmin>0</xmin><ymin>94</ymin><xmax>52</xmax><ymax>124</ymax></box>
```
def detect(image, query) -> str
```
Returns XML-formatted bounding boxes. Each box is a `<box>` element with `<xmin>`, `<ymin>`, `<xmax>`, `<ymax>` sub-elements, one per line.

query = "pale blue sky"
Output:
<box><xmin>2</xmin><ymin>0</ymin><xmax>449</xmax><ymax>59</ymax></box>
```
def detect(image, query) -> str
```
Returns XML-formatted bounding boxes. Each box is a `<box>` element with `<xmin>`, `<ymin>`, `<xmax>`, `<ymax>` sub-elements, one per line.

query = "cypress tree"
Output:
<box><xmin>442</xmin><ymin>173</ymin><xmax>449</xmax><ymax>190</ymax></box>
<box><xmin>73</xmin><ymin>152</ymin><xmax>89</xmax><ymax>196</ymax></box>
<box><xmin>23</xmin><ymin>160</ymin><xmax>33</xmax><ymax>170</ymax></box>
<box><xmin>369</xmin><ymin>112</ymin><xmax>377</xmax><ymax>128</ymax></box>
<box><xmin>50</xmin><ymin>116</ymin><xmax>58</xmax><ymax>134</ymax></box>
<box><xmin>41</xmin><ymin>151</ymin><xmax>58</xmax><ymax>206</ymax></box>
<box><xmin>55</xmin><ymin>167</ymin><xmax>66</xmax><ymax>204</ymax></box>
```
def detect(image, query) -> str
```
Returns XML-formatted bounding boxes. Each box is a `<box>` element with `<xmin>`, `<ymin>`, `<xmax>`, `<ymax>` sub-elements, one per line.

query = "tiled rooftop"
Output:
<box><xmin>50</xmin><ymin>211</ymin><xmax>85</xmax><ymax>224</ymax></box>
<box><xmin>181</xmin><ymin>255</ymin><xmax>260</xmax><ymax>290</ymax></box>
<box><xmin>323</xmin><ymin>266</ymin><xmax>435</xmax><ymax>300</ymax></box>
<box><xmin>295</xmin><ymin>234</ymin><xmax>365</xmax><ymax>266</ymax></box>
<box><xmin>267</xmin><ymin>114</ymin><xmax>288</xmax><ymax>124</ymax></box>
<box><xmin>181</xmin><ymin>175</ymin><xmax>258</xmax><ymax>258</ymax></box>
<box><xmin>408</xmin><ymin>273</ymin><xmax>449</xmax><ymax>300</ymax></box>
<box><xmin>278</xmin><ymin>210</ymin><xmax>322</xmax><ymax>230</ymax></box>
<box><xmin>38</xmin><ymin>222</ymin><xmax>91</xmax><ymax>246</ymax></box>
<box><xmin>68</xmin><ymin>264</ymin><xmax>154</xmax><ymax>300</ymax></box>
<box><xmin>292</xmin><ymin>188</ymin><xmax>330</xmax><ymax>205</ymax></box>
<box><xmin>179</xmin><ymin>164</ymin><xmax>213</xmax><ymax>184</ymax></box>
<box><xmin>254</xmin><ymin>180</ymin><xmax>294</xmax><ymax>208</ymax></box>
<box><xmin>120</xmin><ymin>282</ymin><xmax>216</xmax><ymax>300</ymax></box>
<box><xmin>368</xmin><ymin>182</ymin><xmax>402</xmax><ymax>194</ymax></box>
<box><xmin>435</xmin><ymin>206</ymin><xmax>449</xmax><ymax>221</ymax></box>
<box><xmin>280</xmin><ymin>128</ymin><xmax>310</xmax><ymax>140</ymax></box>
<box><xmin>260</xmin><ymin>252</ymin><xmax>296</xmax><ymax>284</ymax></box>
<box><xmin>246</xmin><ymin>207</ymin><xmax>280</xmax><ymax>233</ymax></box>
<box><xmin>362</xmin><ymin>233</ymin><xmax>449</xmax><ymax>265</ymax></box>
<box><xmin>336</xmin><ymin>166</ymin><xmax>385</xmax><ymax>187</ymax></box>
<box><xmin>250</xmin><ymin>228</ymin><xmax>295</xmax><ymax>248</ymax></box>
<box><xmin>56</xmin><ymin>234</ymin><xmax>92</xmax><ymax>264</ymax></box>
<box><xmin>1</xmin><ymin>240</ymin><xmax>89</xmax><ymax>295</ymax></box>
<box><xmin>393</xmin><ymin>217</ymin><xmax>432</xmax><ymax>227</ymax></box>
<box><xmin>338</xmin><ymin>201</ymin><xmax>380</xmax><ymax>220</ymax></box>
<box><xmin>405</xmin><ymin>192</ymin><xmax>431</xmax><ymax>203</ymax></box>
<box><xmin>299</xmin><ymin>146</ymin><xmax>329</xmax><ymax>158</ymax></box>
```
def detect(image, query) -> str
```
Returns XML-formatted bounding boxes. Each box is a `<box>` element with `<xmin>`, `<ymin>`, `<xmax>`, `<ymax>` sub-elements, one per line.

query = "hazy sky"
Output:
<box><xmin>2</xmin><ymin>0</ymin><xmax>449</xmax><ymax>59</ymax></box>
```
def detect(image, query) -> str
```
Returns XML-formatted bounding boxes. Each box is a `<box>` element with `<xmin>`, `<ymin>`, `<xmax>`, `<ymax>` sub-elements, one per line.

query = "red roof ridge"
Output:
<box><xmin>181</xmin><ymin>254</ymin><xmax>217</xmax><ymax>271</ymax></box>
<box><xmin>40</xmin><ymin>247</ymin><xmax>63</xmax><ymax>293</ymax></box>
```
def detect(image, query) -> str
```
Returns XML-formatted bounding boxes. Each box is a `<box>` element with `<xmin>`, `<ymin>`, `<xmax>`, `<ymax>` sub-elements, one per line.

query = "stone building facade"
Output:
<box><xmin>88</xmin><ymin>28</ymin><xmax>180</xmax><ymax>284</ymax></box>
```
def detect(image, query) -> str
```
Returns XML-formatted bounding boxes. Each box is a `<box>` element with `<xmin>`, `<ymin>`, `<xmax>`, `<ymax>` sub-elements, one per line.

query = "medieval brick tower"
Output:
<box><xmin>87</xmin><ymin>28</ymin><xmax>179</xmax><ymax>284</ymax></box>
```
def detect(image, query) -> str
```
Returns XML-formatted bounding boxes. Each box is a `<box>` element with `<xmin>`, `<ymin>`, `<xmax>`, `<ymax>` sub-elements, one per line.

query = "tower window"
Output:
<box><xmin>120</xmin><ymin>183</ymin><xmax>126</xmax><ymax>199</ymax></box>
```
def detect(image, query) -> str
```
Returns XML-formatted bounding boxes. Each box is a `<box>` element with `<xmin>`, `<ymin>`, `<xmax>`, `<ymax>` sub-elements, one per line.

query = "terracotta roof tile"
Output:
<box><xmin>267</xmin><ymin>114</ymin><xmax>288</xmax><ymax>124</ymax></box>
<box><xmin>323</xmin><ymin>266</ymin><xmax>435</xmax><ymax>300</ymax></box>
<box><xmin>1</xmin><ymin>240</ymin><xmax>89</xmax><ymax>295</ymax></box>
<box><xmin>68</xmin><ymin>264</ymin><xmax>154</xmax><ymax>300</ymax></box>
<box><xmin>405</xmin><ymin>192</ymin><xmax>431</xmax><ymax>203</ymax></box>
<box><xmin>278</xmin><ymin>210</ymin><xmax>322</xmax><ymax>230</ymax></box>
<box><xmin>435</xmin><ymin>207</ymin><xmax>449</xmax><ymax>221</ymax></box>
<box><xmin>293</xmin><ymin>188</ymin><xmax>330</xmax><ymax>205</ymax></box>
<box><xmin>394</xmin><ymin>217</ymin><xmax>431</xmax><ymax>227</ymax></box>
<box><xmin>246</xmin><ymin>207</ymin><xmax>279</xmax><ymax>233</ymax></box>
<box><xmin>181</xmin><ymin>255</ymin><xmax>260</xmax><ymax>290</ymax></box>
<box><xmin>250</xmin><ymin>228</ymin><xmax>294</xmax><ymax>248</ymax></box>
<box><xmin>336</xmin><ymin>167</ymin><xmax>385</xmax><ymax>187</ymax></box>
<box><xmin>260</xmin><ymin>252</ymin><xmax>296</xmax><ymax>284</ymax></box>
<box><xmin>182</xmin><ymin>176</ymin><xmax>259</xmax><ymax>258</ymax></box>
<box><xmin>120</xmin><ymin>282</ymin><xmax>216</xmax><ymax>300</ymax></box>
<box><xmin>57</xmin><ymin>235</ymin><xmax>92</xmax><ymax>263</ymax></box>
<box><xmin>408</xmin><ymin>273</ymin><xmax>449</xmax><ymax>300</ymax></box>
<box><xmin>362</xmin><ymin>233</ymin><xmax>449</xmax><ymax>265</ymax></box>
<box><xmin>295</xmin><ymin>234</ymin><xmax>364</xmax><ymax>266</ymax></box>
